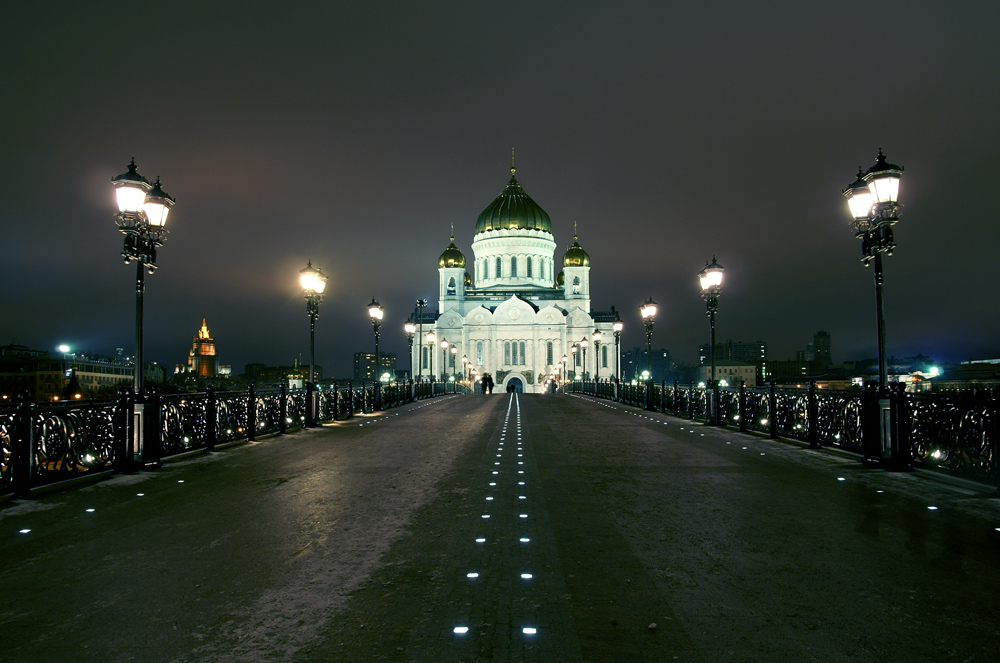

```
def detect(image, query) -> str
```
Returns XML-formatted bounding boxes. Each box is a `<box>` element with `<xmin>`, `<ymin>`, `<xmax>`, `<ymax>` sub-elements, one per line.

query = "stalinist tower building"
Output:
<box><xmin>410</xmin><ymin>160</ymin><xmax>620</xmax><ymax>393</ymax></box>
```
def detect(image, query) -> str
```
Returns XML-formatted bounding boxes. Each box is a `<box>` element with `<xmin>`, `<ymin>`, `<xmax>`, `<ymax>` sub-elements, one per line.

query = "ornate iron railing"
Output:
<box><xmin>1</xmin><ymin>378</ymin><xmax>455</xmax><ymax>497</ymax></box>
<box><xmin>566</xmin><ymin>379</ymin><xmax>999</xmax><ymax>487</ymax></box>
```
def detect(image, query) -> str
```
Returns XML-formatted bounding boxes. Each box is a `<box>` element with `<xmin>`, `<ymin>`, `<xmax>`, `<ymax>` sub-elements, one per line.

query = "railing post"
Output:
<box><xmin>991</xmin><ymin>387</ymin><xmax>1000</xmax><ymax>495</ymax></box>
<box><xmin>114</xmin><ymin>386</ymin><xmax>133</xmax><ymax>473</ymax></box>
<box><xmin>247</xmin><ymin>384</ymin><xmax>257</xmax><ymax>441</ymax></box>
<box><xmin>688</xmin><ymin>381</ymin><xmax>695</xmax><ymax>420</ymax></box>
<box><xmin>347</xmin><ymin>381</ymin><xmax>354</xmax><ymax>417</ymax></box>
<box><xmin>305</xmin><ymin>382</ymin><xmax>315</xmax><ymax>427</ymax></box>
<box><xmin>808</xmin><ymin>381</ymin><xmax>821</xmax><ymax>449</ymax></box>
<box><xmin>739</xmin><ymin>380</ymin><xmax>748</xmax><ymax>433</ymax></box>
<box><xmin>206</xmin><ymin>386</ymin><xmax>217</xmax><ymax>452</ymax></box>
<box><xmin>279</xmin><ymin>384</ymin><xmax>288</xmax><ymax>434</ymax></box>
<box><xmin>769</xmin><ymin>380</ymin><xmax>779</xmax><ymax>440</ymax></box>
<box><xmin>11</xmin><ymin>390</ymin><xmax>34</xmax><ymax>500</ymax></box>
<box><xmin>889</xmin><ymin>382</ymin><xmax>911</xmax><ymax>471</ymax></box>
<box><xmin>144</xmin><ymin>385</ymin><xmax>162</xmax><ymax>466</ymax></box>
<box><xmin>660</xmin><ymin>380</ymin><xmax>667</xmax><ymax>413</ymax></box>
<box><xmin>861</xmin><ymin>382</ymin><xmax>879</xmax><ymax>462</ymax></box>
<box><xmin>332</xmin><ymin>381</ymin><xmax>339</xmax><ymax>421</ymax></box>
<box><xmin>673</xmin><ymin>380</ymin><xmax>680</xmax><ymax>416</ymax></box>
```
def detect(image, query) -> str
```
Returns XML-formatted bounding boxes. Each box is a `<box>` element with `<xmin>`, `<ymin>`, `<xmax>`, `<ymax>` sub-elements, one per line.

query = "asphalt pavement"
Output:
<box><xmin>2</xmin><ymin>392</ymin><xmax>998</xmax><ymax>662</ymax></box>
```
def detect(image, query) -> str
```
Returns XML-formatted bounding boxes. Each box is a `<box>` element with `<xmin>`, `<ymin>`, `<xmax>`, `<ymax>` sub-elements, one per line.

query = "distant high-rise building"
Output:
<box><xmin>621</xmin><ymin>347</ymin><xmax>672</xmax><ymax>382</ymax></box>
<box><xmin>186</xmin><ymin>319</ymin><xmax>219</xmax><ymax>377</ymax></box>
<box><xmin>354</xmin><ymin>352</ymin><xmax>397</xmax><ymax>381</ymax></box>
<box><xmin>813</xmin><ymin>330</ymin><xmax>832</xmax><ymax>368</ymax></box>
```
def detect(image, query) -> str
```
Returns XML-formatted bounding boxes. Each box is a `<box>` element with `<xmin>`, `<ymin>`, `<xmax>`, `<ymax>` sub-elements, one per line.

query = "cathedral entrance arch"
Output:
<box><xmin>504</xmin><ymin>375</ymin><xmax>525</xmax><ymax>393</ymax></box>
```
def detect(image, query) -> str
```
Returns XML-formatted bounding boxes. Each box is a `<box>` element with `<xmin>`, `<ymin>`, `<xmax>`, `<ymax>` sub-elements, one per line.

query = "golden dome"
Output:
<box><xmin>562</xmin><ymin>235</ymin><xmax>590</xmax><ymax>267</ymax></box>
<box><xmin>475</xmin><ymin>166</ymin><xmax>552</xmax><ymax>235</ymax></box>
<box><xmin>438</xmin><ymin>237</ymin><xmax>466</xmax><ymax>268</ymax></box>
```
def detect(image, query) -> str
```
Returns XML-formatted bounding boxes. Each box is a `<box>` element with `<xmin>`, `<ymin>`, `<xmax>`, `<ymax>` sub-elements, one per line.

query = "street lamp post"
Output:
<box><xmin>843</xmin><ymin>149</ymin><xmax>905</xmax><ymax>468</ymax></box>
<box><xmin>416</xmin><ymin>299</ymin><xmax>427</xmax><ymax>380</ymax></box>
<box><xmin>440</xmin><ymin>338</ymin><xmax>449</xmax><ymax>382</ymax></box>
<box><xmin>580</xmin><ymin>337</ymin><xmax>589</xmax><ymax>382</ymax></box>
<box><xmin>368</xmin><ymin>298</ymin><xmax>383</xmax><ymax>410</ymax></box>
<box><xmin>640</xmin><ymin>297</ymin><xmax>657</xmax><ymax>410</ymax></box>
<box><xmin>592</xmin><ymin>329</ymin><xmax>602</xmax><ymax>381</ymax></box>
<box><xmin>462</xmin><ymin>354</ymin><xmax>469</xmax><ymax>386</ymax></box>
<box><xmin>300</xmin><ymin>260</ymin><xmax>328</xmax><ymax>425</ymax></box>
<box><xmin>425</xmin><ymin>331</ymin><xmax>435</xmax><ymax>383</ymax></box>
<box><xmin>450</xmin><ymin>345</ymin><xmax>458</xmax><ymax>384</ymax></box>
<box><xmin>561</xmin><ymin>354</ymin><xmax>568</xmax><ymax>386</ymax></box>
<box><xmin>112</xmin><ymin>158</ymin><xmax>175</xmax><ymax>464</ymax></box>
<box><xmin>699</xmin><ymin>258</ymin><xmax>724</xmax><ymax>425</ymax></box>
<box><xmin>404</xmin><ymin>322</ymin><xmax>416</xmax><ymax>376</ymax></box>
<box><xmin>612</xmin><ymin>319</ymin><xmax>623</xmax><ymax>380</ymax></box>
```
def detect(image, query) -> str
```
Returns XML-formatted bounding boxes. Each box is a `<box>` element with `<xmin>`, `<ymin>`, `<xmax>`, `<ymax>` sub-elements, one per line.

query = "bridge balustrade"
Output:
<box><xmin>566</xmin><ymin>378</ymin><xmax>1000</xmax><ymax>488</ymax></box>
<box><xmin>0</xmin><ymin>378</ymin><xmax>447</xmax><ymax>498</ymax></box>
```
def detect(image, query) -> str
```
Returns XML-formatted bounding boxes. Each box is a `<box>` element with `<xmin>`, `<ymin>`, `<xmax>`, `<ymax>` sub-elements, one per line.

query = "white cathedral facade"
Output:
<box><xmin>409</xmin><ymin>162</ymin><xmax>620</xmax><ymax>393</ymax></box>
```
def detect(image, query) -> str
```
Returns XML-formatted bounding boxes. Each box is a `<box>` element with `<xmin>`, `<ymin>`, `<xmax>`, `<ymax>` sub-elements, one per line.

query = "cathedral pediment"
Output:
<box><xmin>494</xmin><ymin>296</ymin><xmax>538</xmax><ymax>323</ymax></box>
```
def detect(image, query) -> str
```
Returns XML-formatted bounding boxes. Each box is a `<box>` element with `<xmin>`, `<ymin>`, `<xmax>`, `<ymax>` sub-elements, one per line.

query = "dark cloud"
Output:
<box><xmin>3</xmin><ymin>1</ymin><xmax>999</xmax><ymax>375</ymax></box>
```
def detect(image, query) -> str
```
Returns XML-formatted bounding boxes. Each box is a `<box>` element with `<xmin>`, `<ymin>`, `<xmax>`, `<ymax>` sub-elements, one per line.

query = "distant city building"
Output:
<box><xmin>178</xmin><ymin>319</ymin><xmax>220</xmax><ymax>377</ymax></box>
<box><xmin>621</xmin><ymin>347</ymin><xmax>672</xmax><ymax>382</ymax></box>
<box><xmin>1</xmin><ymin>345</ymin><xmax>132</xmax><ymax>402</ymax></box>
<box><xmin>243</xmin><ymin>361</ymin><xmax>317</xmax><ymax>389</ymax></box>
<box><xmin>699</xmin><ymin>339</ymin><xmax>767</xmax><ymax>384</ymax></box>
<box><xmin>354</xmin><ymin>352</ymin><xmax>397</xmax><ymax>382</ymax></box>
<box><xmin>697</xmin><ymin>360</ymin><xmax>757</xmax><ymax>386</ymax></box>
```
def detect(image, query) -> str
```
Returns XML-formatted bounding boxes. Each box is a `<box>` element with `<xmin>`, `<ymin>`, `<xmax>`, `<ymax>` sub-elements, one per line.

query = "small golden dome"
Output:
<box><xmin>438</xmin><ymin>237</ymin><xmax>466</xmax><ymax>268</ymax></box>
<box><xmin>562</xmin><ymin>235</ymin><xmax>590</xmax><ymax>267</ymax></box>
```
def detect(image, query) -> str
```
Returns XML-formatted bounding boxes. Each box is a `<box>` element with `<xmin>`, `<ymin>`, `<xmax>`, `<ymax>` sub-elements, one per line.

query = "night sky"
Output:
<box><xmin>3</xmin><ymin>1</ymin><xmax>999</xmax><ymax>377</ymax></box>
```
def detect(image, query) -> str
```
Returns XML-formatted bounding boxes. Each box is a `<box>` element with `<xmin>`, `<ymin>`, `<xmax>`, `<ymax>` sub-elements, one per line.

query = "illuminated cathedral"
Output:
<box><xmin>409</xmin><ymin>159</ymin><xmax>620</xmax><ymax>393</ymax></box>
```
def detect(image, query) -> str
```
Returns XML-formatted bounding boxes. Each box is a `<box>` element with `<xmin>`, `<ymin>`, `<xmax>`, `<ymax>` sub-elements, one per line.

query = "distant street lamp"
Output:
<box><xmin>842</xmin><ymin>149</ymin><xmax>905</xmax><ymax>467</ymax></box>
<box><xmin>699</xmin><ymin>257</ymin><xmax>724</xmax><ymax>425</ymax></box>
<box><xmin>368</xmin><ymin>298</ymin><xmax>383</xmax><ymax>409</ymax></box>
<box><xmin>425</xmin><ymin>331</ymin><xmax>435</xmax><ymax>380</ymax></box>
<box><xmin>640</xmin><ymin>297</ymin><xmax>657</xmax><ymax>410</ymax></box>
<box><xmin>112</xmin><ymin>158</ymin><xmax>175</xmax><ymax>464</ymax></box>
<box><xmin>404</xmin><ymin>322</ymin><xmax>416</xmax><ymax>379</ymax></box>
<box><xmin>440</xmin><ymin>338</ymin><xmax>449</xmax><ymax>382</ymax></box>
<box><xmin>416</xmin><ymin>299</ymin><xmax>427</xmax><ymax>380</ymax></box>
<box><xmin>300</xmin><ymin>260</ymin><xmax>327</xmax><ymax>426</ymax></box>
<box><xmin>592</xmin><ymin>329</ymin><xmax>602</xmax><ymax>381</ymax></box>
<box><xmin>570</xmin><ymin>344</ymin><xmax>578</xmax><ymax>380</ymax></box>
<box><xmin>462</xmin><ymin>354</ymin><xmax>469</xmax><ymax>384</ymax></box>
<box><xmin>450</xmin><ymin>344</ymin><xmax>458</xmax><ymax>382</ymax></box>
<box><xmin>561</xmin><ymin>354</ymin><xmax>568</xmax><ymax>384</ymax></box>
<box><xmin>580</xmin><ymin>337</ymin><xmax>589</xmax><ymax>381</ymax></box>
<box><xmin>612</xmin><ymin>318</ymin><xmax>623</xmax><ymax>381</ymax></box>
<box><xmin>299</xmin><ymin>260</ymin><xmax>328</xmax><ymax>385</ymax></box>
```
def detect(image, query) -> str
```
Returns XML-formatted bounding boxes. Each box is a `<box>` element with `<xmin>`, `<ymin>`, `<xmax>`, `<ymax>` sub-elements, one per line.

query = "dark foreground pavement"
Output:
<box><xmin>2</xmin><ymin>393</ymin><xmax>998</xmax><ymax>662</ymax></box>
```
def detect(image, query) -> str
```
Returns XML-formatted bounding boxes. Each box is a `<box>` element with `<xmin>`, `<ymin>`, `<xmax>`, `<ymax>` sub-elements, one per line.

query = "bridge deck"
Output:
<box><xmin>2</xmin><ymin>393</ymin><xmax>998</xmax><ymax>662</ymax></box>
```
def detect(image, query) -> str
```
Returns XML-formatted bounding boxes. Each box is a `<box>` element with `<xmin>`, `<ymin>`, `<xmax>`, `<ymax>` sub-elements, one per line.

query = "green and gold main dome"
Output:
<box><xmin>474</xmin><ymin>166</ymin><xmax>552</xmax><ymax>235</ymax></box>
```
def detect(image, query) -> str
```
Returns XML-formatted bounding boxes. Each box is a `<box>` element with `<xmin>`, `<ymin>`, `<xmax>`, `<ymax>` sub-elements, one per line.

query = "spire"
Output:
<box><xmin>511</xmin><ymin>147</ymin><xmax>516</xmax><ymax>176</ymax></box>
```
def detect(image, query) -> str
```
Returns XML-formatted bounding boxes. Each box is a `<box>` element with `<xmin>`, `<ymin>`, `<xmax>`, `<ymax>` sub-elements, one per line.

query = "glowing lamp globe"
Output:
<box><xmin>142</xmin><ymin>177</ymin><xmax>175</xmax><ymax>228</ymax></box>
<box><xmin>843</xmin><ymin>169</ymin><xmax>874</xmax><ymax>221</ymax></box>
<box><xmin>112</xmin><ymin>158</ymin><xmax>151</xmax><ymax>214</ymax></box>
<box><xmin>863</xmin><ymin>149</ymin><xmax>903</xmax><ymax>204</ymax></box>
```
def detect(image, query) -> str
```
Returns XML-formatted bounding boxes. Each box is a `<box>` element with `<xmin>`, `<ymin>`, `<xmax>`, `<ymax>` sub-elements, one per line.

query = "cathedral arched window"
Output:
<box><xmin>447</xmin><ymin>277</ymin><xmax>456</xmax><ymax>295</ymax></box>
<box><xmin>496</xmin><ymin>257</ymin><xmax>502</xmax><ymax>278</ymax></box>
<box><xmin>572</xmin><ymin>276</ymin><xmax>581</xmax><ymax>294</ymax></box>
<box><xmin>512</xmin><ymin>341</ymin><xmax>518</xmax><ymax>365</ymax></box>
<box><xmin>511</xmin><ymin>257</ymin><xmax>517</xmax><ymax>278</ymax></box>
<box><xmin>547</xmin><ymin>341</ymin><xmax>553</xmax><ymax>366</ymax></box>
<box><xmin>602</xmin><ymin>346</ymin><xmax>608</xmax><ymax>368</ymax></box>
<box><xmin>575</xmin><ymin>350</ymin><xmax>581</xmax><ymax>366</ymax></box>
<box><xmin>504</xmin><ymin>342</ymin><xmax>511</xmax><ymax>365</ymax></box>
<box><xmin>477</xmin><ymin>342</ymin><xmax>483</xmax><ymax>366</ymax></box>
<box><xmin>422</xmin><ymin>347</ymin><xmax>428</xmax><ymax>369</ymax></box>
<box><xmin>449</xmin><ymin>350</ymin><xmax>455</xmax><ymax>368</ymax></box>
<box><xmin>526</xmin><ymin>257</ymin><xmax>532</xmax><ymax>278</ymax></box>
<box><xmin>519</xmin><ymin>342</ymin><xmax>526</xmax><ymax>365</ymax></box>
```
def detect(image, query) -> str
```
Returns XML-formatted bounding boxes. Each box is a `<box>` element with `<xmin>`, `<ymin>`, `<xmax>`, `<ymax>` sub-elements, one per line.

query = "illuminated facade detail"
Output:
<box><xmin>414</xmin><ymin>160</ymin><xmax>619</xmax><ymax>393</ymax></box>
<box><xmin>187</xmin><ymin>318</ymin><xmax>219</xmax><ymax>377</ymax></box>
